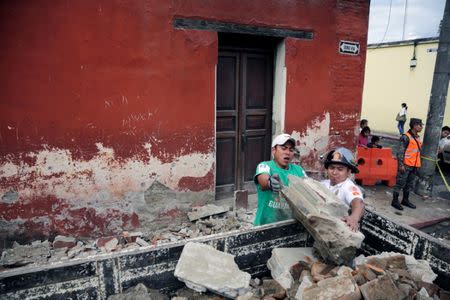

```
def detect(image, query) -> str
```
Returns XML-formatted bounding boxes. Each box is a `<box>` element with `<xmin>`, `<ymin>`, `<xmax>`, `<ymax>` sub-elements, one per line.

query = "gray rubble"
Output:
<box><xmin>0</xmin><ymin>204</ymin><xmax>254</xmax><ymax>267</ymax></box>
<box><xmin>187</xmin><ymin>204</ymin><xmax>230</xmax><ymax>221</ymax></box>
<box><xmin>0</xmin><ymin>240</ymin><xmax>50</xmax><ymax>267</ymax></box>
<box><xmin>174</xmin><ymin>242</ymin><xmax>251</xmax><ymax>298</ymax></box>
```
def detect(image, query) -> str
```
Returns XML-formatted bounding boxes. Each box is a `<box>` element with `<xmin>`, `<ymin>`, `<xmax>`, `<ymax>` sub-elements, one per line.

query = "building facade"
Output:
<box><xmin>362</xmin><ymin>38</ymin><xmax>450</xmax><ymax>135</ymax></box>
<box><xmin>0</xmin><ymin>0</ymin><xmax>369</xmax><ymax>242</ymax></box>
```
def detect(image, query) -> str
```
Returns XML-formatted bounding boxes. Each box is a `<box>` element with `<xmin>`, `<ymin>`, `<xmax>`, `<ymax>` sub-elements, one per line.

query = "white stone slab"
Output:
<box><xmin>187</xmin><ymin>204</ymin><xmax>229</xmax><ymax>221</ymax></box>
<box><xmin>267</xmin><ymin>247</ymin><xmax>317</xmax><ymax>289</ymax></box>
<box><xmin>174</xmin><ymin>242</ymin><xmax>250</xmax><ymax>298</ymax></box>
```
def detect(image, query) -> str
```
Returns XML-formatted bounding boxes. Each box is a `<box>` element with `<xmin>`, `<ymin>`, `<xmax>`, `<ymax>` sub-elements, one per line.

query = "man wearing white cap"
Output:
<box><xmin>253</xmin><ymin>133</ymin><xmax>306</xmax><ymax>226</ymax></box>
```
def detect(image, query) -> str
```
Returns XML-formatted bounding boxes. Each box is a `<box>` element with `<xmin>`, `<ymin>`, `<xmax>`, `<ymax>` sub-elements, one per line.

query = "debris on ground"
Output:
<box><xmin>282</xmin><ymin>176</ymin><xmax>365</xmax><ymax>265</ymax></box>
<box><xmin>187</xmin><ymin>204</ymin><xmax>230</xmax><ymax>222</ymax></box>
<box><xmin>0</xmin><ymin>240</ymin><xmax>50</xmax><ymax>267</ymax></box>
<box><xmin>0</xmin><ymin>206</ymin><xmax>254</xmax><ymax>268</ymax></box>
<box><xmin>174</xmin><ymin>242</ymin><xmax>251</xmax><ymax>298</ymax></box>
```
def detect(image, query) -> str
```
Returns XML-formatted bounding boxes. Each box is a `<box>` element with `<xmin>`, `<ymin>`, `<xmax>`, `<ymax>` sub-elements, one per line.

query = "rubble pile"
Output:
<box><xmin>262</xmin><ymin>249</ymin><xmax>443</xmax><ymax>300</ymax></box>
<box><xmin>109</xmin><ymin>246</ymin><xmax>446</xmax><ymax>300</ymax></box>
<box><xmin>0</xmin><ymin>206</ymin><xmax>254</xmax><ymax>268</ymax></box>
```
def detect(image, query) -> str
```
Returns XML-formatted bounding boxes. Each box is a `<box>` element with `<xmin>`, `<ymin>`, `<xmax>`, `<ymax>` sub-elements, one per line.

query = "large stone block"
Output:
<box><xmin>281</xmin><ymin>176</ymin><xmax>364</xmax><ymax>265</ymax></box>
<box><xmin>174</xmin><ymin>242</ymin><xmax>250</xmax><ymax>298</ymax></box>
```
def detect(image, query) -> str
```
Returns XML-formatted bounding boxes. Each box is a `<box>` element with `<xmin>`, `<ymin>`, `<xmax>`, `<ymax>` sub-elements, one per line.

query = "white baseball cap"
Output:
<box><xmin>271</xmin><ymin>133</ymin><xmax>296</xmax><ymax>148</ymax></box>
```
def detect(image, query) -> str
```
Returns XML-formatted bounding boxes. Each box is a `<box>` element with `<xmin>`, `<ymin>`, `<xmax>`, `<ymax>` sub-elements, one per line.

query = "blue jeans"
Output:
<box><xmin>398</xmin><ymin>121</ymin><xmax>405</xmax><ymax>135</ymax></box>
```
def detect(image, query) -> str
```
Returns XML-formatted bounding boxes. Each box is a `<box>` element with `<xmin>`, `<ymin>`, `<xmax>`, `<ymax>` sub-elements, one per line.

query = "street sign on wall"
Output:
<box><xmin>339</xmin><ymin>41</ymin><xmax>360</xmax><ymax>55</ymax></box>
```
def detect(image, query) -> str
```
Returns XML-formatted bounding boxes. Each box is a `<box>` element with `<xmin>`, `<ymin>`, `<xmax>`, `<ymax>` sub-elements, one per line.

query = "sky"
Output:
<box><xmin>368</xmin><ymin>0</ymin><xmax>445</xmax><ymax>44</ymax></box>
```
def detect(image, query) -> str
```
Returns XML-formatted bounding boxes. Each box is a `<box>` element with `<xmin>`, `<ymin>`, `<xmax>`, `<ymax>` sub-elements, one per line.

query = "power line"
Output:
<box><xmin>402</xmin><ymin>0</ymin><xmax>408</xmax><ymax>40</ymax></box>
<box><xmin>379</xmin><ymin>0</ymin><xmax>394</xmax><ymax>44</ymax></box>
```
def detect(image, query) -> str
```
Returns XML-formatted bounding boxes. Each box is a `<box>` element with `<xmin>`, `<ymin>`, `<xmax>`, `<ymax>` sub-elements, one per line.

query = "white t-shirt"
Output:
<box><xmin>438</xmin><ymin>137</ymin><xmax>450</xmax><ymax>152</ymax></box>
<box><xmin>399</xmin><ymin>107</ymin><xmax>407</xmax><ymax>117</ymax></box>
<box><xmin>321</xmin><ymin>178</ymin><xmax>364</xmax><ymax>207</ymax></box>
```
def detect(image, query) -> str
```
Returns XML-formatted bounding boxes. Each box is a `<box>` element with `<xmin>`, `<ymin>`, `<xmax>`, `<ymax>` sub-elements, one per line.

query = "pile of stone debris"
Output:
<box><xmin>0</xmin><ymin>205</ymin><xmax>254</xmax><ymax>268</ymax></box>
<box><xmin>108</xmin><ymin>243</ymin><xmax>445</xmax><ymax>300</ymax></box>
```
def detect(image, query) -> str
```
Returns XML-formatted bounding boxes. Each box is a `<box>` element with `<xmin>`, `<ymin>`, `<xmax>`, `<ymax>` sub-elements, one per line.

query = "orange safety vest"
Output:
<box><xmin>404</xmin><ymin>132</ymin><xmax>422</xmax><ymax>167</ymax></box>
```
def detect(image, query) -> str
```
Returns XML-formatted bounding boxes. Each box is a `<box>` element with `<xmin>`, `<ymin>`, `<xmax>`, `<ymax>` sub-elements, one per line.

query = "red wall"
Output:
<box><xmin>0</xmin><ymin>0</ymin><xmax>369</xmax><ymax>241</ymax></box>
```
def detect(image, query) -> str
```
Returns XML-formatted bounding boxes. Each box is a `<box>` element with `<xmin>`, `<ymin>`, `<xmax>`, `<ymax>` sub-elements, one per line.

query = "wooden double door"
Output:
<box><xmin>215</xmin><ymin>35</ymin><xmax>275</xmax><ymax>198</ymax></box>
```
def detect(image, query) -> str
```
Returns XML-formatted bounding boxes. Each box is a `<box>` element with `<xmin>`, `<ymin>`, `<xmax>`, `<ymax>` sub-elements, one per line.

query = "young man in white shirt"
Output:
<box><xmin>321</xmin><ymin>147</ymin><xmax>365</xmax><ymax>232</ymax></box>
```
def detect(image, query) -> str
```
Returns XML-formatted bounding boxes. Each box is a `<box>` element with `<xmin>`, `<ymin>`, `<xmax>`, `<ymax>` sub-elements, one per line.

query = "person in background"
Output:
<box><xmin>321</xmin><ymin>147</ymin><xmax>365</xmax><ymax>232</ymax></box>
<box><xmin>360</xmin><ymin>119</ymin><xmax>368</xmax><ymax>132</ymax></box>
<box><xmin>367</xmin><ymin>135</ymin><xmax>382</xmax><ymax>149</ymax></box>
<box><xmin>391</xmin><ymin>118</ymin><xmax>423</xmax><ymax>210</ymax></box>
<box><xmin>438</xmin><ymin>126</ymin><xmax>450</xmax><ymax>154</ymax></box>
<box><xmin>396</xmin><ymin>103</ymin><xmax>408</xmax><ymax>135</ymax></box>
<box><xmin>253</xmin><ymin>133</ymin><xmax>307</xmax><ymax>226</ymax></box>
<box><xmin>358</xmin><ymin>126</ymin><xmax>371</xmax><ymax>147</ymax></box>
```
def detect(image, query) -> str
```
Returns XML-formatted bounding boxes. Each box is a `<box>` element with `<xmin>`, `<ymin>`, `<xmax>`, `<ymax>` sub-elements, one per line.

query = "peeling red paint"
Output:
<box><xmin>0</xmin><ymin>0</ymin><xmax>369</xmax><ymax>241</ymax></box>
<box><xmin>158</xmin><ymin>207</ymin><xmax>185</xmax><ymax>219</ymax></box>
<box><xmin>178</xmin><ymin>167</ymin><xmax>214</xmax><ymax>192</ymax></box>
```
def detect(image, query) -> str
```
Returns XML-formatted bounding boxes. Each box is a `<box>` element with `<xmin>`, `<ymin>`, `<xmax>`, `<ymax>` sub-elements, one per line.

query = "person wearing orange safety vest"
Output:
<box><xmin>391</xmin><ymin>118</ymin><xmax>423</xmax><ymax>210</ymax></box>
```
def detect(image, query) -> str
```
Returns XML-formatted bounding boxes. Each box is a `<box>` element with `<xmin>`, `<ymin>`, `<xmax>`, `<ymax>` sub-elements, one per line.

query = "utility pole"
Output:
<box><xmin>415</xmin><ymin>0</ymin><xmax>450</xmax><ymax>196</ymax></box>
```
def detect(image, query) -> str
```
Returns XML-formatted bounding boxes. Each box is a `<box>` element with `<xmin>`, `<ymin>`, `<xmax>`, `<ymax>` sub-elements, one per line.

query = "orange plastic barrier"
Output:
<box><xmin>355</xmin><ymin>146</ymin><xmax>397</xmax><ymax>187</ymax></box>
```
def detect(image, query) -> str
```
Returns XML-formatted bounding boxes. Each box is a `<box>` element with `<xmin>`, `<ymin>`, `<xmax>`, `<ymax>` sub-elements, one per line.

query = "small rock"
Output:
<box><xmin>302</xmin><ymin>275</ymin><xmax>360</xmax><ymax>300</ymax></box>
<box><xmin>104</xmin><ymin>238</ymin><xmax>119</xmax><ymax>252</ymax></box>
<box><xmin>187</xmin><ymin>204</ymin><xmax>229</xmax><ymax>222</ymax></box>
<box><xmin>416</xmin><ymin>287</ymin><xmax>433</xmax><ymax>300</ymax></box>
<box><xmin>261</xmin><ymin>279</ymin><xmax>286</xmax><ymax>299</ymax></box>
<box><xmin>359</xmin><ymin>274</ymin><xmax>400</xmax><ymax>300</ymax></box>
<box><xmin>96</xmin><ymin>236</ymin><xmax>118</xmax><ymax>248</ymax></box>
<box><xmin>67</xmin><ymin>242</ymin><xmax>85</xmax><ymax>258</ymax></box>
<box><xmin>53</xmin><ymin>235</ymin><xmax>77</xmax><ymax>249</ymax></box>
<box><xmin>136</xmin><ymin>237</ymin><xmax>150</xmax><ymax>247</ymax></box>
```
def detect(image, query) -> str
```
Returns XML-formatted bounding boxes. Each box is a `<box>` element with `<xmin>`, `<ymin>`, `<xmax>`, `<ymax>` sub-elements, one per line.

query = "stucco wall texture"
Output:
<box><xmin>0</xmin><ymin>0</ymin><xmax>369</xmax><ymax>241</ymax></box>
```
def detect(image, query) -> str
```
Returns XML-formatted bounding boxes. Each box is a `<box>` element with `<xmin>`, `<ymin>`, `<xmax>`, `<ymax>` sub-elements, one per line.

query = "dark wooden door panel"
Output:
<box><xmin>216</xmin><ymin>137</ymin><xmax>235</xmax><ymax>186</ymax></box>
<box><xmin>216</xmin><ymin>53</ymin><xmax>238</xmax><ymax>110</ymax></box>
<box><xmin>241</xmin><ymin>52</ymin><xmax>273</xmax><ymax>187</ymax></box>
<box><xmin>216</xmin><ymin>42</ymin><xmax>273</xmax><ymax>199</ymax></box>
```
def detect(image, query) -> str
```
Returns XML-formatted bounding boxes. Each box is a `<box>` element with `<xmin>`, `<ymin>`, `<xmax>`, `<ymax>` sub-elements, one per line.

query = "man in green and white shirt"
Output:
<box><xmin>253</xmin><ymin>133</ymin><xmax>306</xmax><ymax>226</ymax></box>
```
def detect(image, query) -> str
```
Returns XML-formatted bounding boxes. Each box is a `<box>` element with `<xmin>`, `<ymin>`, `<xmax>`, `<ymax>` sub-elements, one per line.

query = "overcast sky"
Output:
<box><xmin>368</xmin><ymin>0</ymin><xmax>445</xmax><ymax>44</ymax></box>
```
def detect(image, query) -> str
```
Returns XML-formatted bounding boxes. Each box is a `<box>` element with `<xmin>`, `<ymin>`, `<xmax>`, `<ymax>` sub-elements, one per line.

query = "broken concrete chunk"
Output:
<box><xmin>355</xmin><ymin>252</ymin><xmax>437</xmax><ymax>284</ymax></box>
<box><xmin>174</xmin><ymin>242</ymin><xmax>250</xmax><ymax>298</ymax></box>
<box><xmin>96</xmin><ymin>236</ymin><xmax>118</xmax><ymax>248</ymax></box>
<box><xmin>136</xmin><ymin>237</ymin><xmax>150</xmax><ymax>247</ymax></box>
<box><xmin>302</xmin><ymin>275</ymin><xmax>360</xmax><ymax>300</ymax></box>
<box><xmin>282</xmin><ymin>176</ymin><xmax>365</xmax><ymax>265</ymax></box>
<box><xmin>267</xmin><ymin>247</ymin><xmax>317</xmax><ymax>289</ymax></box>
<box><xmin>261</xmin><ymin>279</ymin><xmax>286</xmax><ymax>299</ymax></box>
<box><xmin>67</xmin><ymin>242</ymin><xmax>85</xmax><ymax>258</ymax></box>
<box><xmin>0</xmin><ymin>240</ymin><xmax>50</xmax><ymax>267</ymax></box>
<box><xmin>104</xmin><ymin>238</ymin><xmax>119</xmax><ymax>252</ymax></box>
<box><xmin>416</xmin><ymin>287</ymin><xmax>433</xmax><ymax>300</ymax></box>
<box><xmin>406</xmin><ymin>258</ymin><xmax>437</xmax><ymax>284</ymax></box>
<box><xmin>236</xmin><ymin>291</ymin><xmax>257</xmax><ymax>300</ymax></box>
<box><xmin>359</xmin><ymin>274</ymin><xmax>400</xmax><ymax>300</ymax></box>
<box><xmin>294</xmin><ymin>275</ymin><xmax>314</xmax><ymax>300</ymax></box>
<box><xmin>187</xmin><ymin>204</ymin><xmax>229</xmax><ymax>222</ymax></box>
<box><xmin>52</xmin><ymin>235</ymin><xmax>76</xmax><ymax>249</ymax></box>
<box><xmin>336</xmin><ymin>265</ymin><xmax>353</xmax><ymax>277</ymax></box>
